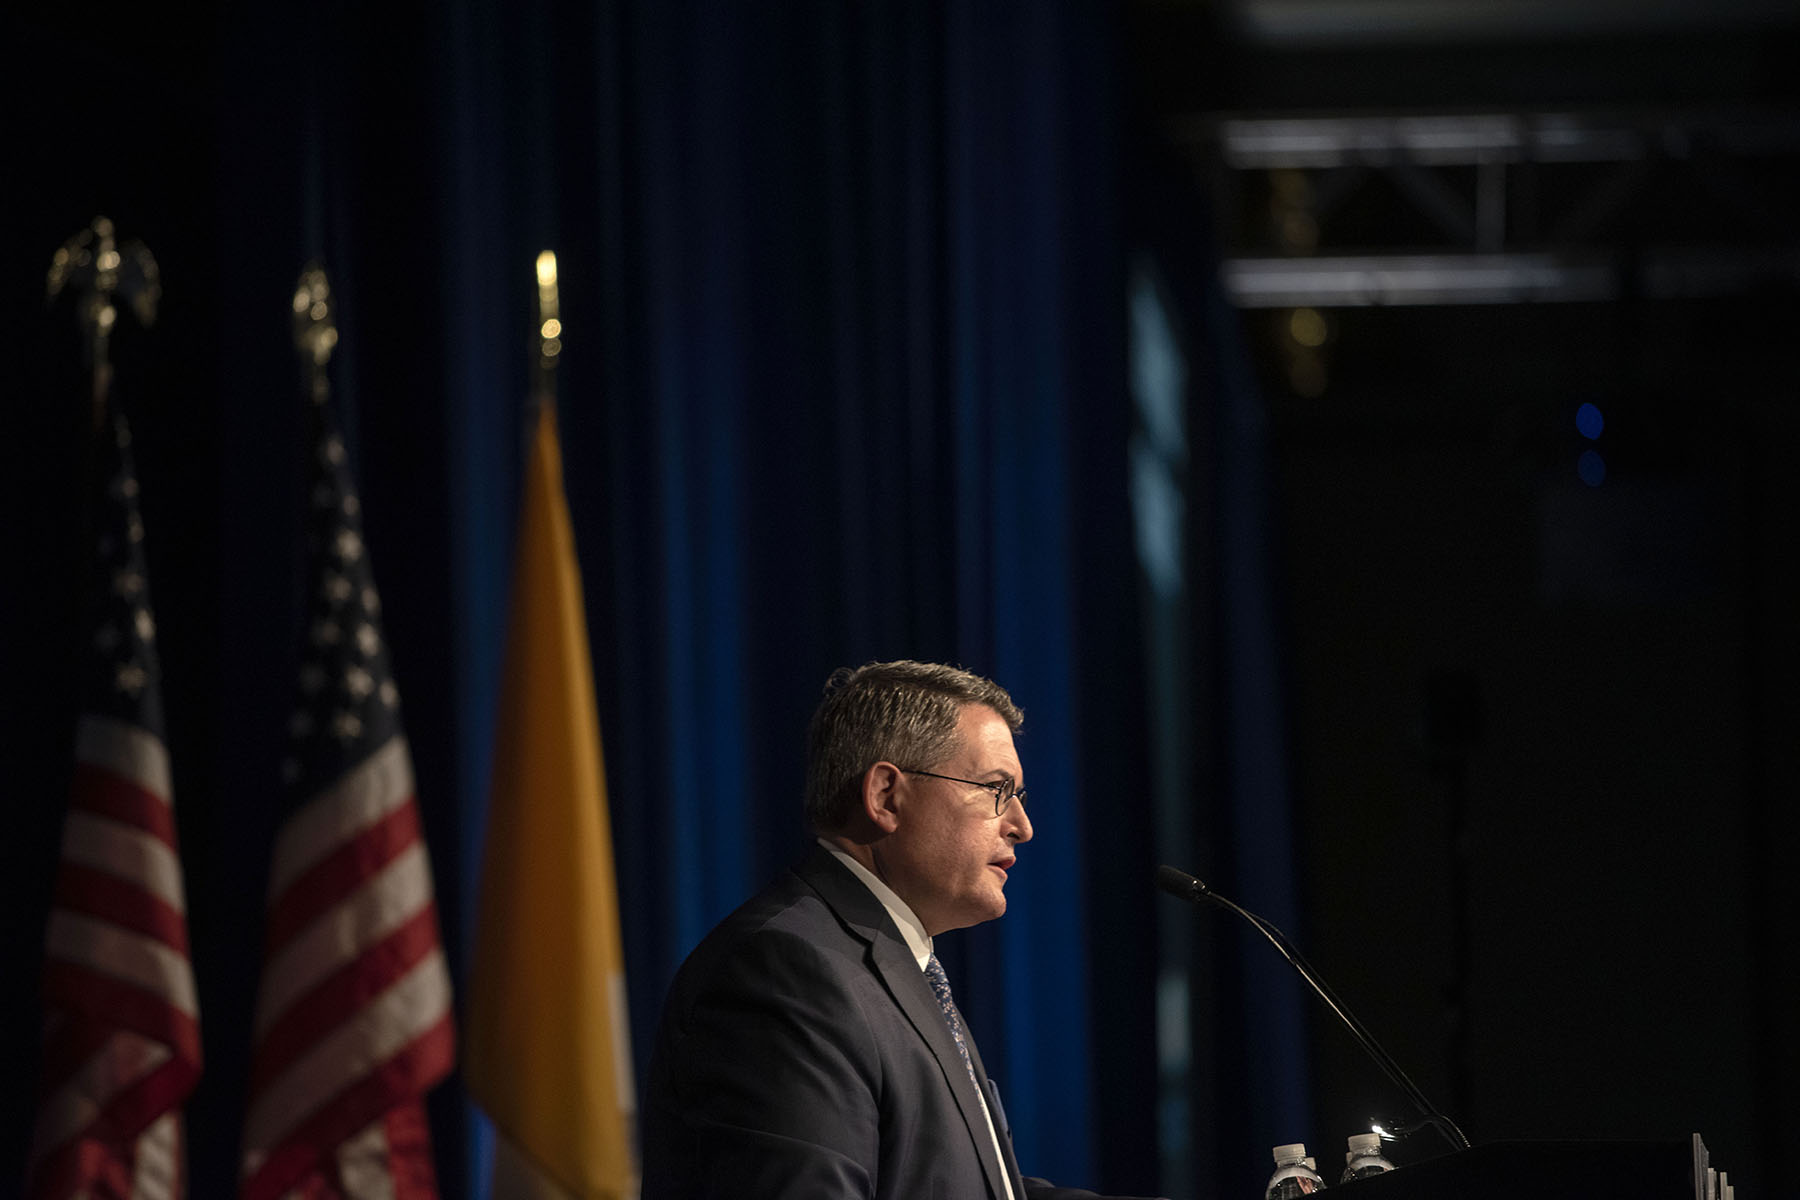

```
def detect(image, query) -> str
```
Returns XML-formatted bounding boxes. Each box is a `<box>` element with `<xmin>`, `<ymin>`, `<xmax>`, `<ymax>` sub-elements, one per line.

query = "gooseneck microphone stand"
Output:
<box><xmin>1156</xmin><ymin>864</ymin><xmax>1471</xmax><ymax>1155</ymax></box>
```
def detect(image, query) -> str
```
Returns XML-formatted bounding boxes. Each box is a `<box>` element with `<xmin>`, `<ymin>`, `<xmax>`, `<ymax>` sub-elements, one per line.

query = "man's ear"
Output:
<box><xmin>861</xmin><ymin>761</ymin><xmax>904</xmax><ymax>834</ymax></box>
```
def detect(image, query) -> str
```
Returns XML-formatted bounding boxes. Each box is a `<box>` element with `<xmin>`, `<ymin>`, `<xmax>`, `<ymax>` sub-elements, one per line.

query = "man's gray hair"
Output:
<box><xmin>805</xmin><ymin>660</ymin><xmax>1022</xmax><ymax>833</ymax></box>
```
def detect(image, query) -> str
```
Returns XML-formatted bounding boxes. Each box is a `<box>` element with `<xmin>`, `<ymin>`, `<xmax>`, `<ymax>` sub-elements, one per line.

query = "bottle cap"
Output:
<box><xmin>1348</xmin><ymin>1132</ymin><xmax>1383</xmax><ymax>1155</ymax></box>
<box><xmin>1272</xmin><ymin>1143</ymin><xmax>1309</xmax><ymax>1164</ymax></box>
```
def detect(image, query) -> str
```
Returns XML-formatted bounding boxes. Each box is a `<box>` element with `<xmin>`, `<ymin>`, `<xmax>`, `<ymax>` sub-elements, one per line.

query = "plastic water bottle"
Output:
<box><xmin>1266</xmin><ymin>1143</ymin><xmax>1327</xmax><ymax>1198</ymax></box>
<box><xmin>1341</xmin><ymin>1133</ymin><xmax>1395</xmax><ymax>1183</ymax></box>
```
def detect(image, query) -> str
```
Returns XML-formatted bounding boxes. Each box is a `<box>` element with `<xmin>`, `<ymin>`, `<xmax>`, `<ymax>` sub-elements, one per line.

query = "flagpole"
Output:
<box><xmin>48</xmin><ymin>216</ymin><xmax>161</xmax><ymax>432</ymax></box>
<box><xmin>292</xmin><ymin>262</ymin><xmax>339</xmax><ymax>405</ymax></box>
<box><xmin>534</xmin><ymin>250</ymin><xmax>563</xmax><ymax>414</ymax></box>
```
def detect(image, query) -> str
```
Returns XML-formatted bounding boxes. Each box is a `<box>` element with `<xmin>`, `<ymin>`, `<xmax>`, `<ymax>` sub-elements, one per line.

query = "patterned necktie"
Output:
<box><xmin>923</xmin><ymin>953</ymin><xmax>981</xmax><ymax>1093</ymax></box>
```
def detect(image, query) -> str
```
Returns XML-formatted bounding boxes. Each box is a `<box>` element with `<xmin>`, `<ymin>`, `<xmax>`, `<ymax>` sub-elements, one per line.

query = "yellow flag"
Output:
<box><xmin>467</xmin><ymin>401</ymin><xmax>637</xmax><ymax>1200</ymax></box>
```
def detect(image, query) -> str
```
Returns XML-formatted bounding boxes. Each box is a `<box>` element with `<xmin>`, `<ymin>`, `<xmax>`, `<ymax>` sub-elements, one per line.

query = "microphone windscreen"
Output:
<box><xmin>1154</xmin><ymin>864</ymin><xmax>1207</xmax><ymax>900</ymax></box>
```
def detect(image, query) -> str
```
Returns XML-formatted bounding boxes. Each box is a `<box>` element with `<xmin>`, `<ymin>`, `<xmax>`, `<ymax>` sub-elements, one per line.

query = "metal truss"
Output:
<box><xmin>1176</xmin><ymin>109</ymin><xmax>1800</xmax><ymax>306</ymax></box>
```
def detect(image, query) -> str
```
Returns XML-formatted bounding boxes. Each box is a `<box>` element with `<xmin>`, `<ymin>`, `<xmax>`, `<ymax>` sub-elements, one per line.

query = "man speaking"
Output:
<box><xmin>641</xmin><ymin>660</ymin><xmax>1163</xmax><ymax>1199</ymax></box>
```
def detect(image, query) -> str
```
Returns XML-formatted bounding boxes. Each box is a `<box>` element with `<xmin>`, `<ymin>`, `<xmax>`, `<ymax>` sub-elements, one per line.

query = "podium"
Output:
<box><xmin>1330</xmin><ymin>1134</ymin><xmax>1723</xmax><ymax>1200</ymax></box>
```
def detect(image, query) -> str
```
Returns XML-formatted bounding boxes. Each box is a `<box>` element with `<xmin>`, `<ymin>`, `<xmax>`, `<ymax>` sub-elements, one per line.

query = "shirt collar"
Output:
<box><xmin>819</xmin><ymin>838</ymin><xmax>933</xmax><ymax>969</ymax></box>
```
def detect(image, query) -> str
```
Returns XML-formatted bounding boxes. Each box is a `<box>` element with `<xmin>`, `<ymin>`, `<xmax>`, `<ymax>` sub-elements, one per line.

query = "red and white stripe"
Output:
<box><xmin>241</xmin><ymin>735</ymin><xmax>455</xmax><ymax>1200</ymax></box>
<box><xmin>27</xmin><ymin>714</ymin><xmax>202</xmax><ymax>1200</ymax></box>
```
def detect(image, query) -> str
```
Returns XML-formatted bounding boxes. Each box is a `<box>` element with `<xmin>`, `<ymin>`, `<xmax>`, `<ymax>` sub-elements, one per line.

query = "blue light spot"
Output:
<box><xmin>1576</xmin><ymin>402</ymin><xmax>1605</xmax><ymax>440</ymax></box>
<box><xmin>1578</xmin><ymin>449</ymin><xmax>1607</xmax><ymax>487</ymax></box>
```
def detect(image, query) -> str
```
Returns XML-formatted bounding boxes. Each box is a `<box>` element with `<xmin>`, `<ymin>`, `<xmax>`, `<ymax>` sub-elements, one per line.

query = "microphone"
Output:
<box><xmin>1156</xmin><ymin>864</ymin><xmax>1471</xmax><ymax>1154</ymax></box>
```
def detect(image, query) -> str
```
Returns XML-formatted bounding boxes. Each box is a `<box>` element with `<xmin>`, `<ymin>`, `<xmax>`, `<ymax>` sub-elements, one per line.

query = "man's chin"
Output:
<box><xmin>944</xmin><ymin>895</ymin><xmax>1008</xmax><ymax>932</ymax></box>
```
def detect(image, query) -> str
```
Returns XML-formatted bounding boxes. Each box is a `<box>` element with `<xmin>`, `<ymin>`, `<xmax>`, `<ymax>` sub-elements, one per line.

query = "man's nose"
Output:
<box><xmin>1004</xmin><ymin>799</ymin><xmax>1033</xmax><ymax>843</ymax></box>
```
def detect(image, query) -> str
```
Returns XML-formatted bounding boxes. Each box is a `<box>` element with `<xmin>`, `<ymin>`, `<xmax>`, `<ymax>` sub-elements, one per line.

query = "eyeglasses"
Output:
<box><xmin>900</xmin><ymin>769</ymin><xmax>1027</xmax><ymax>817</ymax></box>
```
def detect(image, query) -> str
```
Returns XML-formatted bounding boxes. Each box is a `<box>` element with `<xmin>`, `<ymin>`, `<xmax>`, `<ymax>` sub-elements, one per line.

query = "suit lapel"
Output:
<box><xmin>796</xmin><ymin>848</ymin><xmax>1018</xmax><ymax>1200</ymax></box>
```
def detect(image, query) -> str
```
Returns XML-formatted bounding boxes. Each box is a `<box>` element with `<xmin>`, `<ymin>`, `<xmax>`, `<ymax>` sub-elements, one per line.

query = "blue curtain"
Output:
<box><xmin>556</xmin><ymin>1</ymin><xmax>1135</xmax><ymax>1186</ymax></box>
<box><xmin>387</xmin><ymin>0</ymin><xmax>1157</xmax><ymax>1192</ymax></box>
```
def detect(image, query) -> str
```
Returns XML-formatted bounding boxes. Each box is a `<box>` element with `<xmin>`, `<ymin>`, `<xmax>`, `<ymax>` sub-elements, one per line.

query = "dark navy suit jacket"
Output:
<box><xmin>641</xmin><ymin>846</ymin><xmax>1162</xmax><ymax>1200</ymax></box>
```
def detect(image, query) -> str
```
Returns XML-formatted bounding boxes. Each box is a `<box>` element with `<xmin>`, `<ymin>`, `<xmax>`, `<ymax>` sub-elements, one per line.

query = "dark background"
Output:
<box><xmin>5</xmin><ymin>2</ymin><xmax>1796</xmax><ymax>1198</ymax></box>
<box><xmin>1127</xmin><ymin>3</ymin><xmax>1800</xmax><ymax>1196</ymax></box>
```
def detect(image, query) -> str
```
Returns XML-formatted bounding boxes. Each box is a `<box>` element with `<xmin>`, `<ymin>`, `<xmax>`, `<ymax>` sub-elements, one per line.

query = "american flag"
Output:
<box><xmin>239</xmin><ymin>392</ymin><xmax>454</xmax><ymax>1200</ymax></box>
<box><xmin>26</xmin><ymin>410</ymin><xmax>203</xmax><ymax>1200</ymax></box>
